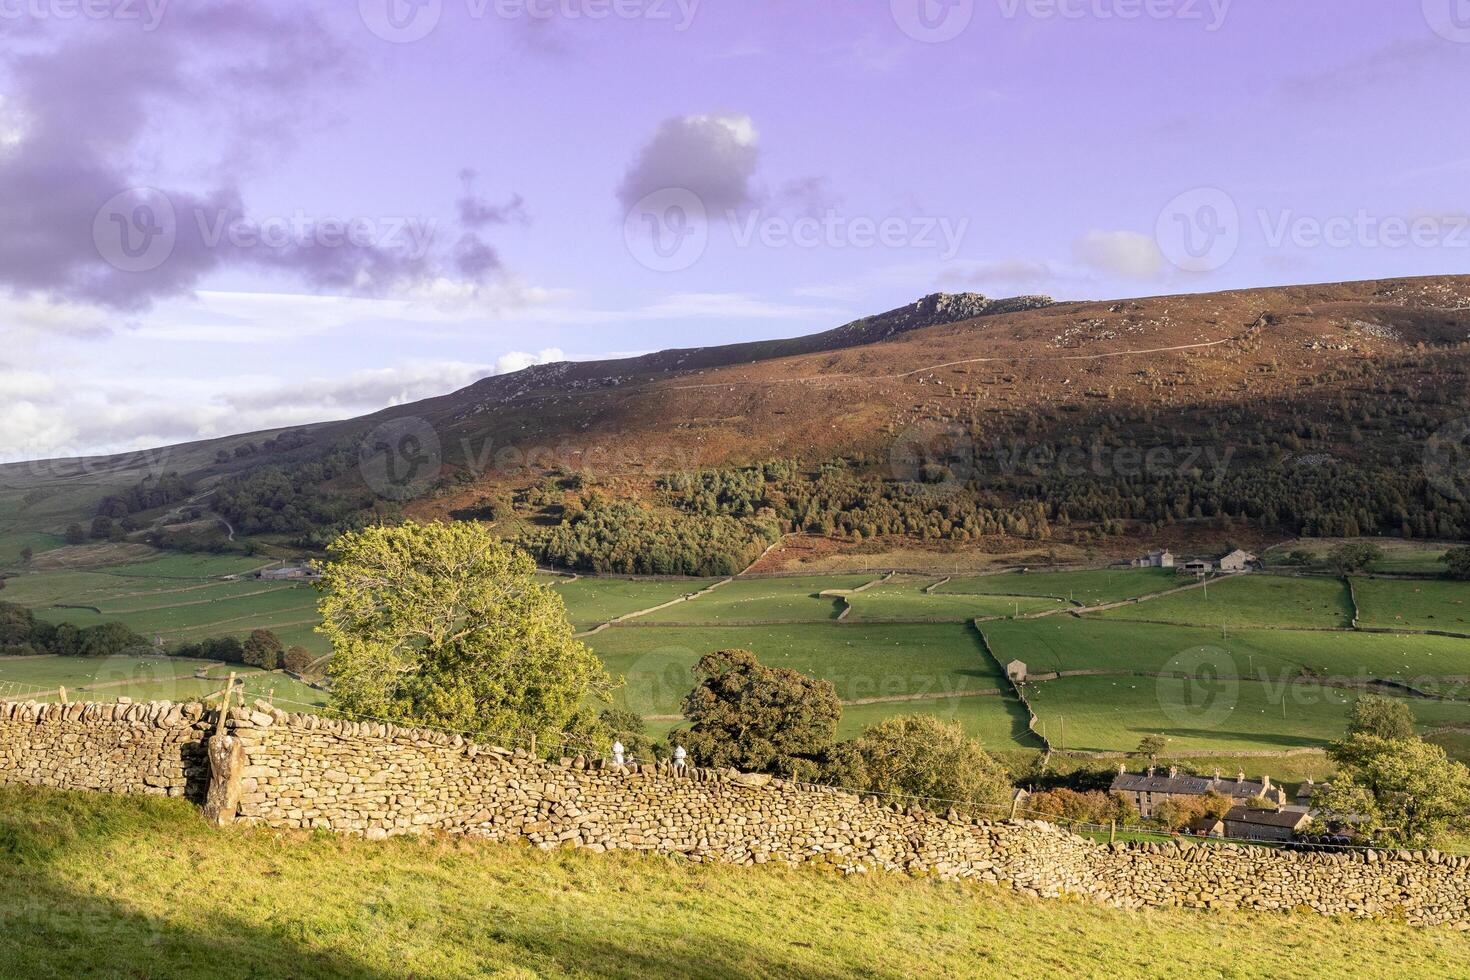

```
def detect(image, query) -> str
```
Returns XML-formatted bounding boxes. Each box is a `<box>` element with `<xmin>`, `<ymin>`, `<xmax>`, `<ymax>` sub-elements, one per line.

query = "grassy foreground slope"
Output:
<box><xmin>3</xmin><ymin>788</ymin><xmax>1468</xmax><ymax>980</ymax></box>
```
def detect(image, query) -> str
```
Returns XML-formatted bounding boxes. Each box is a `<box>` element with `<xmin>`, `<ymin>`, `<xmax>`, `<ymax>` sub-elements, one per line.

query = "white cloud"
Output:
<box><xmin>1072</xmin><ymin>231</ymin><xmax>1166</xmax><ymax>281</ymax></box>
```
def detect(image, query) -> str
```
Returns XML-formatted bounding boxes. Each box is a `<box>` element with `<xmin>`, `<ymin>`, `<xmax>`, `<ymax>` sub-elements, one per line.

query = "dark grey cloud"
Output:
<box><xmin>616</xmin><ymin>112</ymin><xmax>759</xmax><ymax>215</ymax></box>
<box><xmin>0</xmin><ymin>6</ymin><xmax>514</xmax><ymax>314</ymax></box>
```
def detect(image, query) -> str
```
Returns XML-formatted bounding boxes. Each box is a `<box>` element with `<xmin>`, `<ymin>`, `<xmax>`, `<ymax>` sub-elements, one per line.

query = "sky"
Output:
<box><xmin>1</xmin><ymin>0</ymin><xmax>1468</xmax><ymax>460</ymax></box>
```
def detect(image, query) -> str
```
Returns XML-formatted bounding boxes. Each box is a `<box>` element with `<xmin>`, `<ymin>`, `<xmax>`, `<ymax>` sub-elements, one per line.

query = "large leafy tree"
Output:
<box><xmin>1344</xmin><ymin>695</ymin><xmax>1416</xmax><ymax>743</ymax></box>
<box><xmin>850</xmin><ymin>715</ymin><xmax>1012</xmax><ymax>816</ymax></box>
<box><xmin>318</xmin><ymin>521</ymin><xmax>613</xmax><ymax>747</ymax></box>
<box><xmin>678</xmin><ymin>649</ymin><xmax>841</xmax><ymax>780</ymax></box>
<box><xmin>1320</xmin><ymin>735</ymin><xmax>1470</xmax><ymax>848</ymax></box>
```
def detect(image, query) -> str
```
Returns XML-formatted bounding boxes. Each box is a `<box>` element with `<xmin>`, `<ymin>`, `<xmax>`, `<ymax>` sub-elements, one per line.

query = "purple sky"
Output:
<box><xmin>2</xmin><ymin>0</ymin><xmax>1468</xmax><ymax>459</ymax></box>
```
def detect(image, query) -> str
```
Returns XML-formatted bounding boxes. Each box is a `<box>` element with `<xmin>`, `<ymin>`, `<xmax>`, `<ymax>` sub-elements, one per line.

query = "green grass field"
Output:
<box><xmin>550</xmin><ymin>577</ymin><xmax>723</xmax><ymax>628</ymax></box>
<box><xmin>6</xmin><ymin>787</ymin><xmax>1468</xmax><ymax>979</ymax></box>
<box><xmin>842</xmin><ymin>576</ymin><xmax>1062</xmax><ymax>622</ymax></box>
<box><xmin>586</xmin><ymin>623</ymin><xmax>1004</xmax><ymax>717</ymax></box>
<box><xmin>0</xmin><ymin>655</ymin><xmax>328</xmax><ymax>708</ymax></box>
<box><xmin>1263</xmin><ymin>538</ymin><xmax>1454</xmax><ymax>574</ymax></box>
<box><xmin>8</xmin><ymin>547</ymin><xmax>1470</xmax><ymax>767</ymax></box>
<box><xmin>1023</xmin><ymin>675</ymin><xmax>1470</xmax><ymax>753</ymax></box>
<box><xmin>1353</xmin><ymin>577</ymin><xmax>1470</xmax><ymax>633</ymax></box>
<box><xmin>835</xmin><ymin>694</ymin><xmax>1039</xmax><ymax>747</ymax></box>
<box><xmin>1097</xmin><ymin>574</ymin><xmax>1354</xmax><ymax>629</ymax></box>
<box><xmin>936</xmin><ymin>567</ymin><xmax>1178</xmax><ymax>605</ymax></box>
<box><xmin>982</xmin><ymin>616</ymin><xmax>1470</xmax><ymax>687</ymax></box>
<box><xmin>636</xmin><ymin>575</ymin><xmax>875</xmax><ymax>624</ymax></box>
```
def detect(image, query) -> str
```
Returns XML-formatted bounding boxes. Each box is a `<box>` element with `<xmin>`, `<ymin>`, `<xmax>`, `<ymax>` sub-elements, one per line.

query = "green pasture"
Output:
<box><xmin>549</xmin><ymin>576</ymin><xmax>722</xmax><ymax>627</ymax></box>
<box><xmin>586</xmin><ymin>622</ymin><xmax>1002</xmax><ymax>717</ymax></box>
<box><xmin>0</xmin><ymin>529</ymin><xmax>66</xmax><ymax>566</ymax></box>
<box><xmin>935</xmin><ymin>567</ymin><xmax>1177</xmax><ymax>605</ymax></box>
<box><xmin>835</xmin><ymin>694</ymin><xmax>1038</xmax><ymax>748</ymax></box>
<box><xmin>635</xmin><ymin>575</ymin><xmax>874</xmax><ymax>624</ymax></box>
<box><xmin>32</xmin><ymin>585</ymin><xmax>319</xmax><ymax>637</ymax></box>
<box><xmin>982</xmin><ymin>617</ymin><xmax>1470</xmax><ymax>691</ymax></box>
<box><xmin>1097</xmin><ymin>573</ymin><xmax>1354</xmax><ymax>629</ymax></box>
<box><xmin>1023</xmin><ymin>675</ymin><xmax>1470</xmax><ymax>753</ymax></box>
<box><xmin>1263</xmin><ymin>538</ymin><xmax>1454</xmax><ymax>574</ymax></box>
<box><xmin>842</xmin><ymin>576</ymin><xmax>1062</xmax><ymax>622</ymax></box>
<box><xmin>0</xmin><ymin>655</ymin><xmax>327</xmax><ymax>708</ymax></box>
<box><xmin>1353</xmin><ymin>577</ymin><xmax>1470</xmax><ymax>633</ymax></box>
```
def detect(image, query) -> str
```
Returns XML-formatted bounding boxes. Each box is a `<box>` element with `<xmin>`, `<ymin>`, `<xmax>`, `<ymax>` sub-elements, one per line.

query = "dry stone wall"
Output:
<box><xmin>4</xmin><ymin>699</ymin><xmax>1470</xmax><ymax>929</ymax></box>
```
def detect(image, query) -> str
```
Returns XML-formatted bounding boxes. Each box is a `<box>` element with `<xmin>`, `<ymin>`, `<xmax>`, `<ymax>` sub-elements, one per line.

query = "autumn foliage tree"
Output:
<box><xmin>318</xmin><ymin>521</ymin><xmax>614</xmax><ymax>748</ymax></box>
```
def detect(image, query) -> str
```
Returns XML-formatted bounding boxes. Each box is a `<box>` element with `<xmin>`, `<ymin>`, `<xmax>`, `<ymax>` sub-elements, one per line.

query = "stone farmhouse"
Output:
<box><xmin>1218</xmin><ymin>549</ymin><xmax>1258</xmax><ymax>573</ymax></box>
<box><xmin>1109</xmin><ymin>766</ymin><xmax>1287</xmax><ymax>819</ymax></box>
<box><xmin>1223</xmin><ymin>806</ymin><xmax>1312</xmax><ymax>842</ymax></box>
<box><xmin>1132</xmin><ymin>550</ymin><xmax>1174</xmax><ymax>568</ymax></box>
<box><xmin>1005</xmin><ymin>660</ymin><xmax>1027</xmax><ymax>683</ymax></box>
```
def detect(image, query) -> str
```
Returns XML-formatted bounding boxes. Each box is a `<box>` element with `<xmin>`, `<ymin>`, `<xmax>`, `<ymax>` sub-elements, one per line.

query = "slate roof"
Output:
<box><xmin>1110</xmin><ymin>772</ymin><xmax>1270</xmax><ymax>800</ymax></box>
<box><xmin>1223</xmin><ymin>806</ymin><xmax>1312</xmax><ymax>830</ymax></box>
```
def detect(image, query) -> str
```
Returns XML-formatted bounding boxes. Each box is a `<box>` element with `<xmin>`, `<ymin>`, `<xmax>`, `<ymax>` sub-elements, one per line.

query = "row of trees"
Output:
<box><xmin>526</xmin><ymin>498</ymin><xmax>781</xmax><ymax>576</ymax></box>
<box><xmin>1</xmin><ymin>601</ymin><xmax>313</xmax><ymax>676</ymax></box>
<box><xmin>0</xmin><ymin>604</ymin><xmax>150</xmax><ymax>658</ymax></box>
<box><xmin>170</xmin><ymin>628</ymin><xmax>313</xmax><ymax>674</ymax></box>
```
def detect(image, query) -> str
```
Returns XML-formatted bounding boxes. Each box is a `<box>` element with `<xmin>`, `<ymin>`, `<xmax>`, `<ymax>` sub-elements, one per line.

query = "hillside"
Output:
<box><xmin>5</xmin><ymin>275</ymin><xmax>1470</xmax><ymax>571</ymax></box>
<box><xmin>3</xmin><ymin>785</ymin><xmax>1468</xmax><ymax>979</ymax></box>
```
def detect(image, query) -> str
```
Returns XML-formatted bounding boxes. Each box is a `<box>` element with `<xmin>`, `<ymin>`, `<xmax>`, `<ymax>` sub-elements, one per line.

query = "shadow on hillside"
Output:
<box><xmin>0</xmin><ymin>865</ymin><xmax>867</xmax><ymax>980</ymax></box>
<box><xmin>1146</xmin><ymin>727</ymin><xmax>1324</xmax><ymax>749</ymax></box>
<box><xmin>0</xmin><ymin>786</ymin><xmax>879</xmax><ymax>979</ymax></box>
<box><xmin>0</xmin><ymin>872</ymin><xmax>399</xmax><ymax>979</ymax></box>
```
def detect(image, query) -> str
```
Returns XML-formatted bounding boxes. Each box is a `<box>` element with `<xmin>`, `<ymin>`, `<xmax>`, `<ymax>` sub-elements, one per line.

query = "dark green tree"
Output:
<box><xmin>678</xmin><ymin>649</ymin><xmax>841</xmax><ymax>781</ymax></box>
<box><xmin>242</xmin><ymin>629</ymin><xmax>284</xmax><ymax>670</ymax></box>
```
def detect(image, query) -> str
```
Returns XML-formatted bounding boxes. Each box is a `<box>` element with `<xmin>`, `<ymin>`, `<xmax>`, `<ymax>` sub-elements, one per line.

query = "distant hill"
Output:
<box><xmin>5</xmin><ymin>275</ymin><xmax>1470</xmax><ymax>569</ymax></box>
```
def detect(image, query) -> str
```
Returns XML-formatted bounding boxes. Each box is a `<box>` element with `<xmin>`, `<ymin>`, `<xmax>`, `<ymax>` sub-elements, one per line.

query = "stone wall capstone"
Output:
<box><xmin>4</xmin><ymin>699</ymin><xmax>1470</xmax><ymax>929</ymax></box>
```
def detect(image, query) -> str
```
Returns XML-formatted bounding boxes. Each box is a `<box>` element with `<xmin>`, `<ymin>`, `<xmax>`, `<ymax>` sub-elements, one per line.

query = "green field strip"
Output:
<box><xmin>588</xmin><ymin>622</ymin><xmax>1006</xmax><ymax>717</ymax></box>
<box><xmin>1095</xmin><ymin>574</ymin><xmax>1355</xmax><ymax>630</ymax></box>
<box><xmin>935</xmin><ymin>567</ymin><xmax>1179</xmax><ymax>606</ymax></box>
